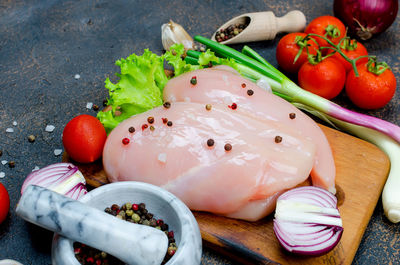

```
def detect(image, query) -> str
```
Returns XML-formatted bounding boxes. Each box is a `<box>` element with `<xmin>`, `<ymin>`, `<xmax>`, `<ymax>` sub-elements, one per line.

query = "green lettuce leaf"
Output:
<box><xmin>97</xmin><ymin>44</ymin><xmax>219</xmax><ymax>134</ymax></box>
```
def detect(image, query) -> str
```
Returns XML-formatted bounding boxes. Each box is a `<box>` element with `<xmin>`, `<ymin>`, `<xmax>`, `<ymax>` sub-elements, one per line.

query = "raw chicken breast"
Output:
<box><xmin>164</xmin><ymin>68</ymin><xmax>336</xmax><ymax>193</ymax></box>
<box><xmin>103</xmin><ymin>102</ymin><xmax>316</xmax><ymax>220</ymax></box>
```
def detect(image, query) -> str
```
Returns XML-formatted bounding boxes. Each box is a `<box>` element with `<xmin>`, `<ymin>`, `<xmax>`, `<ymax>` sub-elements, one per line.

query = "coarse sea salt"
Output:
<box><xmin>74</xmin><ymin>74</ymin><xmax>81</xmax><ymax>79</ymax></box>
<box><xmin>158</xmin><ymin>153</ymin><xmax>167</xmax><ymax>163</ymax></box>
<box><xmin>86</xmin><ymin>102</ymin><xmax>93</xmax><ymax>109</ymax></box>
<box><xmin>45</xmin><ymin>125</ymin><xmax>55</xmax><ymax>132</ymax></box>
<box><xmin>54</xmin><ymin>149</ymin><xmax>63</xmax><ymax>156</ymax></box>
<box><xmin>12</xmin><ymin>121</ymin><xmax>18</xmax><ymax>126</ymax></box>
<box><xmin>0</xmin><ymin>172</ymin><xmax>5</xmax><ymax>178</ymax></box>
<box><xmin>6</xmin><ymin>128</ymin><xmax>14</xmax><ymax>133</ymax></box>
<box><xmin>1</xmin><ymin>160</ymin><xmax>7</xmax><ymax>165</ymax></box>
<box><xmin>32</xmin><ymin>166</ymin><xmax>40</xmax><ymax>172</ymax></box>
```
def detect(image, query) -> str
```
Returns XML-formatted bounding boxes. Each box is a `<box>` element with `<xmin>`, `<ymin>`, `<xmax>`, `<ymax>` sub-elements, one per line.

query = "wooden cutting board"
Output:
<box><xmin>63</xmin><ymin>124</ymin><xmax>390</xmax><ymax>265</ymax></box>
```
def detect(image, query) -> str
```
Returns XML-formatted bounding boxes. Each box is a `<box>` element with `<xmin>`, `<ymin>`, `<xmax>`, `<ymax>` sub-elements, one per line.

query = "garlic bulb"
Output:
<box><xmin>161</xmin><ymin>20</ymin><xmax>194</xmax><ymax>51</ymax></box>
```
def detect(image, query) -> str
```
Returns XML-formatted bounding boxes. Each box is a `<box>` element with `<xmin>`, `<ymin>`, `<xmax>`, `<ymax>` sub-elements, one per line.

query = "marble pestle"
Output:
<box><xmin>16</xmin><ymin>185</ymin><xmax>168</xmax><ymax>265</ymax></box>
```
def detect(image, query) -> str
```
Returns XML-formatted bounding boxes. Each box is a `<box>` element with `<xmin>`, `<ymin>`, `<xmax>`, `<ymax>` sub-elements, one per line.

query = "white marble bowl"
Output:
<box><xmin>51</xmin><ymin>181</ymin><xmax>202</xmax><ymax>265</ymax></box>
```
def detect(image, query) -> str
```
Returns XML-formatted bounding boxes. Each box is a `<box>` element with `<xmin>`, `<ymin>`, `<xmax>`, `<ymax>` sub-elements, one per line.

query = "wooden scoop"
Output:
<box><xmin>211</xmin><ymin>10</ymin><xmax>306</xmax><ymax>45</ymax></box>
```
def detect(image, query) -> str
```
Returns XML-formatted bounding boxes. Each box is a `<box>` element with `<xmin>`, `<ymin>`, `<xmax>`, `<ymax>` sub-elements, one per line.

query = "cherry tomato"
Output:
<box><xmin>0</xmin><ymin>182</ymin><xmax>10</xmax><ymax>224</ymax></box>
<box><xmin>305</xmin><ymin>16</ymin><xmax>346</xmax><ymax>48</ymax></box>
<box><xmin>330</xmin><ymin>39</ymin><xmax>368</xmax><ymax>73</ymax></box>
<box><xmin>298</xmin><ymin>57</ymin><xmax>346</xmax><ymax>99</ymax></box>
<box><xmin>345</xmin><ymin>62</ymin><xmax>396</xmax><ymax>109</ymax></box>
<box><xmin>276</xmin><ymin>33</ymin><xmax>319</xmax><ymax>73</ymax></box>
<box><xmin>62</xmin><ymin>114</ymin><xmax>107</xmax><ymax>163</ymax></box>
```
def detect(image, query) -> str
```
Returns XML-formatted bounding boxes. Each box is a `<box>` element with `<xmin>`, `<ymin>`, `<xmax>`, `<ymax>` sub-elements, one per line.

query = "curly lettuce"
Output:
<box><xmin>97</xmin><ymin>44</ymin><xmax>213</xmax><ymax>133</ymax></box>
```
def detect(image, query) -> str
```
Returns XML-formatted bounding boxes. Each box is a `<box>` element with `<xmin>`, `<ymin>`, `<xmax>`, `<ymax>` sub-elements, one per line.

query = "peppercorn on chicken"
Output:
<box><xmin>103</xmin><ymin>67</ymin><xmax>336</xmax><ymax>221</ymax></box>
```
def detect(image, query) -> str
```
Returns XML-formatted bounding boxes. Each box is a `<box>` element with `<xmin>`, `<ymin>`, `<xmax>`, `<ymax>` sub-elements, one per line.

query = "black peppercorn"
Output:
<box><xmin>207</xmin><ymin>139</ymin><xmax>214</xmax><ymax>147</ymax></box>
<box><xmin>275</xmin><ymin>136</ymin><xmax>283</xmax><ymax>143</ymax></box>
<box><xmin>163</xmin><ymin>102</ymin><xmax>171</xmax><ymax>108</ymax></box>
<box><xmin>167</xmin><ymin>121</ymin><xmax>173</xmax><ymax>127</ymax></box>
<box><xmin>224</xmin><ymin>143</ymin><xmax>232</xmax><ymax>151</ymax></box>
<box><xmin>289</xmin><ymin>113</ymin><xmax>296</xmax><ymax>119</ymax></box>
<box><xmin>128</xmin><ymin>126</ymin><xmax>135</xmax><ymax>133</ymax></box>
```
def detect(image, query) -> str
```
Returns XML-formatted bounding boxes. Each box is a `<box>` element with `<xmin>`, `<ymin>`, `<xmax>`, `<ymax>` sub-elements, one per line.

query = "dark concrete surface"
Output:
<box><xmin>0</xmin><ymin>0</ymin><xmax>399</xmax><ymax>264</ymax></box>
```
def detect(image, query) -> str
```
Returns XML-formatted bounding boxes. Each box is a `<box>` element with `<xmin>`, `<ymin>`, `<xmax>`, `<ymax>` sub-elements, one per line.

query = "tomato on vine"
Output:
<box><xmin>276</xmin><ymin>33</ymin><xmax>319</xmax><ymax>73</ymax></box>
<box><xmin>330</xmin><ymin>38</ymin><xmax>368</xmax><ymax>73</ymax></box>
<box><xmin>298</xmin><ymin>52</ymin><xmax>346</xmax><ymax>100</ymax></box>
<box><xmin>346</xmin><ymin>58</ymin><xmax>396</xmax><ymax>109</ymax></box>
<box><xmin>305</xmin><ymin>15</ymin><xmax>346</xmax><ymax>48</ymax></box>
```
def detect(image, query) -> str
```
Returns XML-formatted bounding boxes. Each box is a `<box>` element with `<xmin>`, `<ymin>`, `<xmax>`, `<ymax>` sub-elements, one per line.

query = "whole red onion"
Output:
<box><xmin>333</xmin><ymin>0</ymin><xmax>398</xmax><ymax>40</ymax></box>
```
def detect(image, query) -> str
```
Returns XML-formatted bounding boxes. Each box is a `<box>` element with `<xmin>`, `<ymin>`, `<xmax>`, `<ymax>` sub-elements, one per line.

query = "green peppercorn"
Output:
<box><xmin>142</xmin><ymin>219</ymin><xmax>150</xmax><ymax>226</ymax></box>
<box><xmin>131</xmin><ymin>213</ymin><xmax>141</xmax><ymax>223</ymax></box>
<box><xmin>125</xmin><ymin>202</ymin><xmax>132</xmax><ymax>210</ymax></box>
<box><xmin>125</xmin><ymin>209</ymin><xmax>133</xmax><ymax>217</ymax></box>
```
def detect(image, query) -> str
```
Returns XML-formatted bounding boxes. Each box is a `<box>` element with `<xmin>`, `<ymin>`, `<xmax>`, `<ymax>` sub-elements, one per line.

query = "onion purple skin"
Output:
<box><xmin>333</xmin><ymin>0</ymin><xmax>399</xmax><ymax>40</ymax></box>
<box><xmin>273</xmin><ymin>221</ymin><xmax>344</xmax><ymax>256</ymax></box>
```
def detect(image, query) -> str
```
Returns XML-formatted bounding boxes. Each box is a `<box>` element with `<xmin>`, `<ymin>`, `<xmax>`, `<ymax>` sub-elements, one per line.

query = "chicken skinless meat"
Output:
<box><xmin>103</xmin><ymin>102</ymin><xmax>316</xmax><ymax>220</ymax></box>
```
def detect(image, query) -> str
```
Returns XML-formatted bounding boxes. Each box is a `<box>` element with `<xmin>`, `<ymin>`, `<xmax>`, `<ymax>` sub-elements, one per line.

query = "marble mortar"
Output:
<box><xmin>51</xmin><ymin>181</ymin><xmax>202</xmax><ymax>265</ymax></box>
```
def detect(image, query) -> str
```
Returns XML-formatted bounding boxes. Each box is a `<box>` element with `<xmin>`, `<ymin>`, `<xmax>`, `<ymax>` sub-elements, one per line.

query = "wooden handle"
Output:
<box><xmin>275</xmin><ymin>10</ymin><xmax>307</xmax><ymax>34</ymax></box>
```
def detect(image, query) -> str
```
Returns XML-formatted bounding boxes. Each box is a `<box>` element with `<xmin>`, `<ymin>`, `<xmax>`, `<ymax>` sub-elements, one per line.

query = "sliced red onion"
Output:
<box><xmin>21</xmin><ymin>163</ymin><xmax>87</xmax><ymax>200</ymax></box>
<box><xmin>273</xmin><ymin>186</ymin><xmax>343</xmax><ymax>256</ymax></box>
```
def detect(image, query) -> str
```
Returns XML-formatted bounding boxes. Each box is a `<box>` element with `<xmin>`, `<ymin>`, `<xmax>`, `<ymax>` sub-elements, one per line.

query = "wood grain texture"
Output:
<box><xmin>63</xmin><ymin>124</ymin><xmax>390</xmax><ymax>265</ymax></box>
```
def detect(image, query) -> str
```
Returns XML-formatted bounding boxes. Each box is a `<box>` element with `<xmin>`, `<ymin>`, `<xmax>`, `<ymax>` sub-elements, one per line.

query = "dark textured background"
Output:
<box><xmin>0</xmin><ymin>0</ymin><xmax>399</xmax><ymax>264</ymax></box>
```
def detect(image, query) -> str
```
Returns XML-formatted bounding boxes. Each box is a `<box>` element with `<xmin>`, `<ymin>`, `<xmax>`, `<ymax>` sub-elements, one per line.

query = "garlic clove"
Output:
<box><xmin>161</xmin><ymin>20</ymin><xmax>194</xmax><ymax>51</ymax></box>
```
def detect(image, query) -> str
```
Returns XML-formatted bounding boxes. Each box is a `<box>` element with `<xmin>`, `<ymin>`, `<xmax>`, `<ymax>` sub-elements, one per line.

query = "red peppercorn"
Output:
<box><xmin>157</xmin><ymin>219</ymin><xmax>164</xmax><ymax>226</ymax></box>
<box><xmin>162</xmin><ymin>118</ymin><xmax>168</xmax><ymax>124</ymax></box>
<box><xmin>86</xmin><ymin>257</ymin><xmax>94</xmax><ymax>263</ymax></box>
<box><xmin>74</xmin><ymin>247</ymin><xmax>81</xmax><ymax>254</ymax></box>
<box><xmin>95</xmin><ymin>259</ymin><xmax>102</xmax><ymax>265</ymax></box>
<box><xmin>168</xmin><ymin>248</ymin><xmax>176</xmax><ymax>256</ymax></box>
<box><xmin>241</xmin><ymin>83</ymin><xmax>246</xmax><ymax>88</ymax></box>
<box><xmin>132</xmin><ymin>204</ymin><xmax>139</xmax><ymax>211</ymax></box>
<box><xmin>168</xmin><ymin>231</ymin><xmax>174</xmax><ymax>238</ymax></box>
<box><xmin>142</xmin><ymin>124</ymin><xmax>148</xmax><ymax>130</ymax></box>
<box><xmin>229</xmin><ymin>103</ymin><xmax>237</xmax><ymax>110</ymax></box>
<box><xmin>122</xmin><ymin>138</ymin><xmax>130</xmax><ymax>145</ymax></box>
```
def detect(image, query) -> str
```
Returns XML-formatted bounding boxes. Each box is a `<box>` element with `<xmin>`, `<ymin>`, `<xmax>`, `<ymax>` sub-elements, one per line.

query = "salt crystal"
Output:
<box><xmin>74</xmin><ymin>74</ymin><xmax>81</xmax><ymax>79</ymax></box>
<box><xmin>6</xmin><ymin>128</ymin><xmax>14</xmax><ymax>133</ymax></box>
<box><xmin>1</xmin><ymin>160</ymin><xmax>7</xmax><ymax>165</ymax></box>
<box><xmin>158</xmin><ymin>153</ymin><xmax>167</xmax><ymax>163</ymax></box>
<box><xmin>54</xmin><ymin>149</ymin><xmax>63</xmax><ymax>156</ymax></box>
<box><xmin>45</xmin><ymin>125</ymin><xmax>55</xmax><ymax>132</ymax></box>
<box><xmin>0</xmin><ymin>172</ymin><xmax>5</xmax><ymax>178</ymax></box>
<box><xmin>86</xmin><ymin>102</ymin><xmax>93</xmax><ymax>109</ymax></box>
<box><xmin>12</xmin><ymin>121</ymin><xmax>18</xmax><ymax>126</ymax></box>
<box><xmin>32</xmin><ymin>166</ymin><xmax>40</xmax><ymax>172</ymax></box>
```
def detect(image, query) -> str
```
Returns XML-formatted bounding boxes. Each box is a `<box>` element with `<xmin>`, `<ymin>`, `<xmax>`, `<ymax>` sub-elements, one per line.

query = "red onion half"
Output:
<box><xmin>273</xmin><ymin>186</ymin><xmax>343</xmax><ymax>256</ymax></box>
<box><xmin>21</xmin><ymin>163</ymin><xmax>87</xmax><ymax>200</ymax></box>
<box><xmin>334</xmin><ymin>0</ymin><xmax>398</xmax><ymax>40</ymax></box>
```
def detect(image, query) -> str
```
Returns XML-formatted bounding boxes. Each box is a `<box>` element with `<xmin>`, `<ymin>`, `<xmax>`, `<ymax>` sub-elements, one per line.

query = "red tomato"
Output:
<box><xmin>298</xmin><ymin>57</ymin><xmax>346</xmax><ymax>99</ymax></box>
<box><xmin>62</xmin><ymin>114</ymin><xmax>107</xmax><ymax>163</ymax></box>
<box><xmin>330</xmin><ymin>39</ymin><xmax>368</xmax><ymax>73</ymax></box>
<box><xmin>305</xmin><ymin>16</ymin><xmax>346</xmax><ymax>48</ymax></box>
<box><xmin>345</xmin><ymin>62</ymin><xmax>396</xmax><ymax>109</ymax></box>
<box><xmin>276</xmin><ymin>33</ymin><xmax>319</xmax><ymax>73</ymax></box>
<box><xmin>0</xmin><ymin>182</ymin><xmax>10</xmax><ymax>224</ymax></box>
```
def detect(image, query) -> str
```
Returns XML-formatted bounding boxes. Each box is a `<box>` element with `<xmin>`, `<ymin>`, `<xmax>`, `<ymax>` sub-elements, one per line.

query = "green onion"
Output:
<box><xmin>194</xmin><ymin>36</ymin><xmax>400</xmax><ymax>144</ymax></box>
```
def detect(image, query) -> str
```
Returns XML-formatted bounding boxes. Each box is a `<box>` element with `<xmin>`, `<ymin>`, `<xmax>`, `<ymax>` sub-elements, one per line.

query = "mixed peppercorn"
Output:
<box><xmin>215</xmin><ymin>23</ymin><xmax>248</xmax><ymax>42</ymax></box>
<box><xmin>74</xmin><ymin>202</ymin><xmax>177</xmax><ymax>265</ymax></box>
